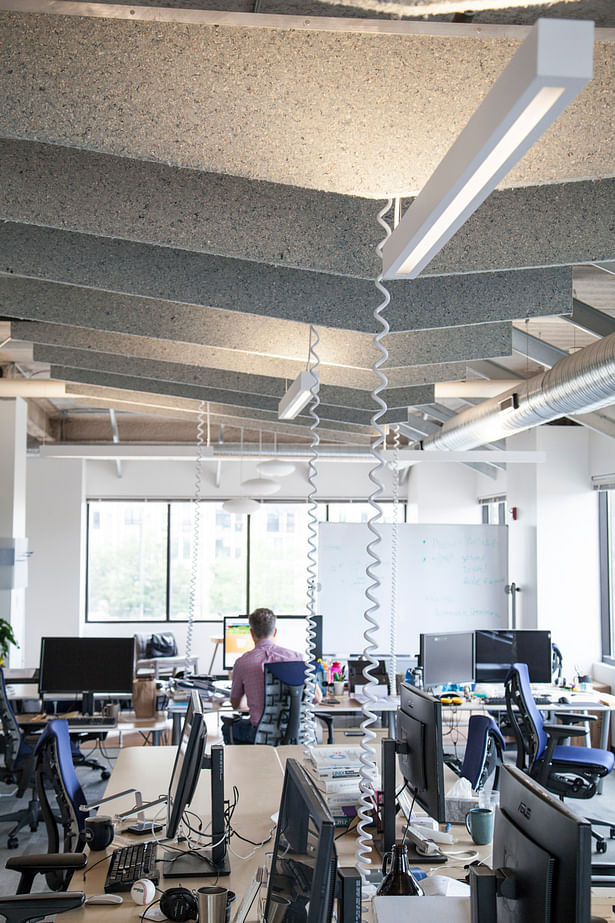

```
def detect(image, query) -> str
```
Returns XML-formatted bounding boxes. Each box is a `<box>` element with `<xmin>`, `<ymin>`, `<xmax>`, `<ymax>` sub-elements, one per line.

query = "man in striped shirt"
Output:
<box><xmin>224</xmin><ymin>608</ymin><xmax>319</xmax><ymax>744</ymax></box>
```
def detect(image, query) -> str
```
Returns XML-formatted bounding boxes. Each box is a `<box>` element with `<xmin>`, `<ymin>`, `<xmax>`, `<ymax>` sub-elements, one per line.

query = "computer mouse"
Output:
<box><xmin>558</xmin><ymin>696</ymin><xmax>571</xmax><ymax>704</ymax></box>
<box><xmin>85</xmin><ymin>894</ymin><xmax>124</xmax><ymax>905</ymax></box>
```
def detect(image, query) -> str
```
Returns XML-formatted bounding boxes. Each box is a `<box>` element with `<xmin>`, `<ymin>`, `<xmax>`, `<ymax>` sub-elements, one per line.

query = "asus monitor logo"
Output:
<box><xmin>518</xmin><ymin>801</ymin><xmax>531</xmax><ymax>820</ymax></box>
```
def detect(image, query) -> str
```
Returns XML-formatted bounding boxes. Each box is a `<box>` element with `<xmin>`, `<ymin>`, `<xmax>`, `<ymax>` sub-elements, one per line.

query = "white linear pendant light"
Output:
<box><xmin>278</xmin><ymin>370</ymin><xmax>319</xmax><ymax>420</ymax></box>
<box><xmin>381</xmin><ymin>18</ymin><xmax>594</xmax><ymax>280</ymax></box>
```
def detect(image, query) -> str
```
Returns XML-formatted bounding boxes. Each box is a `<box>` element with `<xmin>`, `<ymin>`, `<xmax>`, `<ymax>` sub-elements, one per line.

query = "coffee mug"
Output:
<box><xmin>465</xmin><ymin>807</ymin><xmax>494</xmax><ymax>845</ymax></box>
<box><xmin>84</xmin><ymin>815</ymin><xmax>114</xmax><ymax>850</ymax></box>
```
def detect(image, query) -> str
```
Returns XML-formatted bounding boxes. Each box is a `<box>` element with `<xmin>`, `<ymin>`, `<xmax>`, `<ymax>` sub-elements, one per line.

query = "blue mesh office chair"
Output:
<box><xmin>505</xmin><ymin>662</ymin><xmax>614</xmax><ymax>799</ymax></box>
<box><xmin>0</xmin><ymin>668</ymin><xmax>40</xmax><ymax>848</ymax></box>
<box><xmin>33</xmin><ymin>720</ymin><xmax>89</xmax><ymax>891</ymax></box>
<box><xmin>459</xmin><ymin>714</ymin><xmax>505</xmax><ymax>792</ymax></box>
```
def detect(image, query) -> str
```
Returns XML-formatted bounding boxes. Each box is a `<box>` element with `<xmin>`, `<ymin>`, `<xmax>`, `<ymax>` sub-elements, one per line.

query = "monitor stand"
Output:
<box><xmin>81</xmin><ymin>692</ymin><xmax>95</xmax><ymax>716</ymax></box>
<box><xmin>162</xmin><ymin>746</ymin><xmax>231</xmax><ymax>878</ymax></box>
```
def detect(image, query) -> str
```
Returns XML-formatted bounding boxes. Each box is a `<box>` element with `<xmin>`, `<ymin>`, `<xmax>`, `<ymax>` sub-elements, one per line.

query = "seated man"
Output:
<box><xmin>224</xmin><ymin>607</ymin><xmax>321</xmax><ymax>744</ymax></box>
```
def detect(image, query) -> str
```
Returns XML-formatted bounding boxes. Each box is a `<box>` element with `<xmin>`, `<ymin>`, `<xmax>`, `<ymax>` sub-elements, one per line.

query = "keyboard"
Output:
<box><xmin>104</xmin><ymin>841</ymin><xmax>159</xmax><ymax>893</ymax></box>
<box><xmin>483</xmin><ymin>695</ymin><xmax>552</xmax><ymax>706</ymax></box>
<box><xmin>67</xmin><ymin>715</ymin><xmax>117</xmax><ymax>727</ymax></box>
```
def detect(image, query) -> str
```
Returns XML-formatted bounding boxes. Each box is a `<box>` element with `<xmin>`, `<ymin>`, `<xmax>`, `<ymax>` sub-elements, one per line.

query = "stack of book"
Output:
<box><xmin>307</xmin><ymin>746</ymin><xmax>380</xmax><ymax>827</ymax></box>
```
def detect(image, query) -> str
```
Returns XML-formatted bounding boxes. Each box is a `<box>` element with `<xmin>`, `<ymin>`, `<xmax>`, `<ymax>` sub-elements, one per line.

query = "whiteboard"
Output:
<box><xmin>317</xmin><ymin>523</ymin><xmax>508</xmax><ymax>655</ymax></box>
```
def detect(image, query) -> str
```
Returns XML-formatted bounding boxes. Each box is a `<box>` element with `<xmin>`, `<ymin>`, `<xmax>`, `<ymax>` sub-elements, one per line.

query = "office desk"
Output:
<box><xmin>62</xmin><ymin>744</ymin><xmax>283</xmax><ymax>921</ymax></box>
<box><xmin>314</xmin><ymin>693</ymin><xmax>399</xmax><ymax>735</ymax></box>
<box><xmin>16</xmin><ymin>711</ymin><xmax>169</xmax><ymax>746</ymax></box>
<box><xmin>59</xmin><ymin>743</ymin><xmax>615</xmax><ymax>923</ymax></box>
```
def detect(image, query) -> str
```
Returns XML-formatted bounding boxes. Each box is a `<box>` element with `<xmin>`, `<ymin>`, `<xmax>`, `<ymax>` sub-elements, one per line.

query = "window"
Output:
<box><xmin>87</xmin><ymin>502</ymin><xmax>168</xmax><ymax>621</ymax></box>
<box><xmin>600</xmin><ymin>491</ymin><xmax>614</xmax><ymax>661</ymax></box>
<box><xmin>479</xmin><ymin>497</ymin><xmax>507</xmax><ymax>525</ymax></box>
<box><xmin>86</xmin><ymin>499</ymin><xmax>407</xmax><ymax>622</ymax></box>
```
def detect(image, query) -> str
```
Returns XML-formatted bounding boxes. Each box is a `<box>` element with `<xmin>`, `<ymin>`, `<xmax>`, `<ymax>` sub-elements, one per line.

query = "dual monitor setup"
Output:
<box><xmin>379</xmin><ymin>682</ymin><xmax>591</xmax><ymax>923</ymax></box>
<box><xmin>419</xmin><ymin>628</ymin><xmax>553</xmax><ymax>689</ymax></box>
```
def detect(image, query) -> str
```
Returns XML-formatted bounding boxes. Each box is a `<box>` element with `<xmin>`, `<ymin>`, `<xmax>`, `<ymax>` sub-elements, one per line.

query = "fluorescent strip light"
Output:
<box><xmin>382</xmin><ymin>18</ymin><xmax>594</xmax><ymax>280</ymax></box>
<box><xmin>278</xmin><ymin>370</ymin><xmax>319</xmax><ymax>420</ymax></box>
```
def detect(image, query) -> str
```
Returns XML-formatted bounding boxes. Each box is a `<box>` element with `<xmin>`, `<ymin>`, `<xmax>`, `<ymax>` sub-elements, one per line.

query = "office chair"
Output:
<box><xmin>0</xmin><ymin>668</ymin><xmax>40</xmax><ymax>848</ymax></box>
<box><xmin>458</xmin><ymin>714</ymin><xmax>506</xmax><ymax>793</ymax></box>
<box><xmin>1</xmin><ymin>852</ymin><xmax>87</xmax><ymax>923</ymax></box>
<box><xmin>552</xmin><ymin>642</ymin><xmax>563</xmax><ymax>685</ymax></box>
<box><xmin>223</xmin><ymin>661</ymin><xmax>333</xmax><ymax>745</ymax></box>
<box><xmin>33</xmin><ymin>720</ymin><xmax>89</xmax><ymax>891</ymax></box>
<box><xmin>505</xmin><ymin>662</ymin><xmax>614</xmax><ymax>799</ymax></box>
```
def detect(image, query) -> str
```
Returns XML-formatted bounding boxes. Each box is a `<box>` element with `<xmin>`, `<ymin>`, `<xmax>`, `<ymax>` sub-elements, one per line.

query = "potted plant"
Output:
<box><xmin>0</xmin><ymin>618</ymin><xmax>18</xmax><ymax>666</ymax></box>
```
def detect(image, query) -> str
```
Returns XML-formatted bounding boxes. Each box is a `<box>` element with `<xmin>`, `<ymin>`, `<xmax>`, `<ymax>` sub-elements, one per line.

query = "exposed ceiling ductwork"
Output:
<box><xmin>421</xmin><ymin>331</ymin><xmax>615</xmax><ymax>451</ymax></box>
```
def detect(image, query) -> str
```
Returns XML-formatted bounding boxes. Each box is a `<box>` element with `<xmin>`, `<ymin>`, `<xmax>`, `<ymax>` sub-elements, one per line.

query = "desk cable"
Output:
<box><xmin>356</xmin><ymin>198</ymin><xmax>393</xmax><ymax>895</ymax></box>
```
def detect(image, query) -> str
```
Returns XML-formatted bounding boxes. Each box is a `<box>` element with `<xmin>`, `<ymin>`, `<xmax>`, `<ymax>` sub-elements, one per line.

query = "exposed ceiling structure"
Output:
<box><xmin>0</xmin><ymin>0</ymin><xmax>614</xmax><ymax>477</ymax></box>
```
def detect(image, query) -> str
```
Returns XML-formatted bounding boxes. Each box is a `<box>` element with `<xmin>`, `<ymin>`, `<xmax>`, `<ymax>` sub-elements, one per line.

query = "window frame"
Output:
<box><xmin>85</xmin><ymin>498</ymin><xmax>407</xmax><ymax>623</ymax></box>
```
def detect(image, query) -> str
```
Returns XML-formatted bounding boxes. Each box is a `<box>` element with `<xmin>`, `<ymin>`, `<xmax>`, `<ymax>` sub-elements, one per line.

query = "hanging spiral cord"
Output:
<box><xmin>390</xmin><ymin>424</ymin><xmax>401</xmax><ymax>684</ymax></box>
<box><xmin>301</xmin><ymin>325</ymin><xmax>321</xmax><ymax>750</ymax></box>
<box><xmin>356</xmin><ymin>199</ymin><xmax>393</xmax><ymax>890</ymax></box>
<box><xmin>186</xmin><ymin>400</ymin><xmax>207</xmax><ymax>671</ymax></box>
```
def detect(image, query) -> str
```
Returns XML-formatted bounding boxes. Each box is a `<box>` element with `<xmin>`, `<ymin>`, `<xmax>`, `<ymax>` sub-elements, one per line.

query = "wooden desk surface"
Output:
<box><xmin>64</xmin><ymin>744</ymin><xmax>283</xmax><ymax>921</ymax></box>
<box><xmin>61</xmin><ymin>743</ymin><xmax>615</xmax><ymax>922</ymax></box>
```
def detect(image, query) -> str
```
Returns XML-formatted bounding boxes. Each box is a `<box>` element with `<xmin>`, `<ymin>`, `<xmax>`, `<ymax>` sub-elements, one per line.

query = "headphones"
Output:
<box><xmin>159</xmin><ymin>887</ymin><xmax>199</xmax><ymax>922</ymax></box>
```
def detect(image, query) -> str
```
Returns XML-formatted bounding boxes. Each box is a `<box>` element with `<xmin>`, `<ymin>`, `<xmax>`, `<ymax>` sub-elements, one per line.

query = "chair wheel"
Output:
<box><xmin>7</xmin><ymin>836</ymin><xmax>18</xmax><ymax>849</ymax></box>
<box><xmin>610</xmin><ymin>827</ymin><xmax>615</xmax><ymax>840</ymax></box>
<box><xmin>101</xmin><ymin>770</ymin><xmax>110</xmax><ymax>780</ymax></box>
<box><xmin>30</xmin><ymin>822</ymin><xmax>38</xmax><ymax>831</ymax></box>
<box><xmin>597</xmin><ymin>839</ymin><xmax>607</xmax><ymax>854</ymax></box>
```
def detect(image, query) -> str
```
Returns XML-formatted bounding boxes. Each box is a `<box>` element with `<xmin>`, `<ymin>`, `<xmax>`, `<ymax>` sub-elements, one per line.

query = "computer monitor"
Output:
<box><xmin>471</xmin><ymin>763</ymin><xmax>591</xmax><ymax>922</ymax></box>
<box><xmin>264</xmin><ymin>758</ymin><xmax>337</xmax><ymax>923</ymax></box>
<box><xmin>347</xmin><ymin>658</ymin><xmax>390</xmax><ymax>693</ymax></box>
<box><xmin>419</xmin><ymin>631</ymin><xmax>474</xmax><ymax>688</ymax></box>
<box><xmin>474</xmin><ymin>629</ymin><xmax>552</xmax><ymax>684</ymax></box>
<box><xmin>396</xmin><ymin>683</ymin><xmax>446</xmax><ymax>824</ymax></box>
<box><xmin>163</xmin><ymin>689</ymin><xmax>230</xmax><ymax>878</ymax></box>
<box><xmin>167</xmin><ymin>690</ymin><xmax>207</xmax><ymax>839</ymax></box>
<box><xmin>223</xmin><ymin>615</ymin><xmax>323</xmax><ymax>670</ymax></box>
<box><xmin>39</xmin><ymin>636</ymin><xmax>135</xmax><ymax>714</ymax></box>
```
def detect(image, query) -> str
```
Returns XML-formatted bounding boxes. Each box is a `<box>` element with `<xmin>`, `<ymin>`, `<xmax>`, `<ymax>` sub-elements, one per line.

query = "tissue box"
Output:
<box><xmin>445</xmin><ymin>794</ymin><xmax>479</xmax><ymax>824</ymax></box>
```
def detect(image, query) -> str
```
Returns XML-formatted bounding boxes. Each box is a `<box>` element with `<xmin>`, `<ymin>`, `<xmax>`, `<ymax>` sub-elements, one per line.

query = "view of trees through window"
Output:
<box><xmin>86</xmin><ymin>499</ymin><xmax>405</xmax><ymax>622</ymax></box>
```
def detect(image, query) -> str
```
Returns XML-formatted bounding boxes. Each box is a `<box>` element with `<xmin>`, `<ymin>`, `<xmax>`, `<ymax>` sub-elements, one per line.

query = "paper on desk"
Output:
<box><xmin>422</xmin><ymin>876</ymin><xmax>471</xmax><ymax>897</ymax></box>
<box><xmin>373</xmin><ymin>896</ymin><xmax>470</xmax><ymax>923</ymax></box>
<box><xmin>352</xmin><ymin>688</ymin><xmax>390</xmax><ymax>702</ymax></box>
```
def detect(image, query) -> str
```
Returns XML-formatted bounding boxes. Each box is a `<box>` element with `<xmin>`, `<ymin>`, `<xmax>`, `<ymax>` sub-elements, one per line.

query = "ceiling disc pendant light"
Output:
<box><xmin>240</xmin><ymin>477</ymin><xmax>281</xmax><ymax>496</ymax></box>
<box><xmin>222</xmin><ymin>426</ymin><xmax>261</xmax><ymax>514</ymax></box>
<box><xmin>257</xmin><ymin>434</ymin><xmax>296</xmax><ymax>478</ymax></box>
<box><xmin>222</xmin><ymin>497</ymin><xmax>260</xmax><ymax>514</ymax></box>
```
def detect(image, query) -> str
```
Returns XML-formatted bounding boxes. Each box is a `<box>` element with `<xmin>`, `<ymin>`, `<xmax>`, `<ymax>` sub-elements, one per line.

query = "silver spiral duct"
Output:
<box><xmin>422</xmin><ymin>330</ymin><xmax>615</xmax><ymax>452</ymax></box>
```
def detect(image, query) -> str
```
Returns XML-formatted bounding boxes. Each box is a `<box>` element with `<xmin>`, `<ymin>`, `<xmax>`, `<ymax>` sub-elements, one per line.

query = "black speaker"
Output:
<box><xmin>160</xmin><ymin>887</ymin><xmax>199</xmax><ymax>922</ymax></box>
<box><xmin>84</xmin><ymin>816</ymin><xmax>114</xmax><ymax>851</ymax></box>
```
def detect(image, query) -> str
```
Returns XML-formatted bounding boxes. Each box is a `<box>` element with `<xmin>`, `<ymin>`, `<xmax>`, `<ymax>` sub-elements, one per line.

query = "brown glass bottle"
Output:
<box><xmin>377</xmin><ymin>842</ymin><xmax>424</xmax><ymax>896</ymax></box>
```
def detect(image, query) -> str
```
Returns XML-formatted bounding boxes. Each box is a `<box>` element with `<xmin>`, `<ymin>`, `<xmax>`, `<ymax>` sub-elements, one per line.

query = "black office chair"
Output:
<box><xmin>33</xmin><ymin>720</ymin><xmax>89</xmax><ymax>890</ymax></box>
<box><xmin>2</xmin><ymin>849</ymin><xmax>87</xmax><ymax>922</ymax></box>
<box><xmin>0</xmin><ymin>668</ymin><xmax>40</xmax><ymax>848</ymax></box>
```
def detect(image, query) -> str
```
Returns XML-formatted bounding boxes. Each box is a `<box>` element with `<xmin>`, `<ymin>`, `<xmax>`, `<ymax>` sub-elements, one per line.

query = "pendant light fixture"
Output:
<box><xmin>257</xmin><ymin>433</ymin><xmax>296</xmax><ymax>478</ymax></box>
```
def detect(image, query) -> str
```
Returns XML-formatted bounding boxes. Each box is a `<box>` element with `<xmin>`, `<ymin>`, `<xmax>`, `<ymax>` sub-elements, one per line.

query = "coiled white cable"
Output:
<box><xmin>186</xmin><ymin>400</ymin><xmax>207</xmax><ymax>671</ymax></box>
<box><xmin>389</xmin><ymin>424</ymin><xmax>401</xmax><ymax>684</ymax></box>
<box><xmin>356</xmin><ymin>199</ymin><xmax>393</xmax><ymax>891</ymax></box>
<box><xmin>301</xmin><ymin>325</ymin><xmax>320</xmax><ymax>751</ymax></box>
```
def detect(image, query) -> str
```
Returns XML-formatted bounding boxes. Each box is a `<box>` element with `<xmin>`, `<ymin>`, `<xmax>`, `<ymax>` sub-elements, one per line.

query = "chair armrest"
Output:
<box><xmin>543</xmin><ymin>723</ymin><xmax>589</xmax><ymax>739</ymax></box>
<box><xmin>6</xmin><ymin>853</ymin><xmax>87</xmax><ymax>895</ymax></box>
<box><xmin>6</xmin><ymin>853</ymin><xmax>87</xmax><ymax>874</ymax></box>
<box><xmin>556</xmin><ymin>711</ymin><xmax>597</xmax><ymax>723</ymax></box>
<box><xmin>0</xmin><ymin>891</ymin><xmax>85</xmax><ymax>920</ymax></box>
